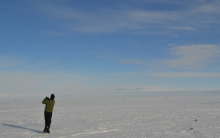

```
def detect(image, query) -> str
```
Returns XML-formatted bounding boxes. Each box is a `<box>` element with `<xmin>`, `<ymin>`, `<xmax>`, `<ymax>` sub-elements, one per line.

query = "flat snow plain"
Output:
<box><xmin>1</xmin><ymin>96</ymin><xmax>220</xmax><ymax>138</ymax></box>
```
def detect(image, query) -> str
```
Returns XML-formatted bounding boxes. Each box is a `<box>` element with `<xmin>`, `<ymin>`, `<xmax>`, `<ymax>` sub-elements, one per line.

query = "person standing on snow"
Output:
<box><xmin>42</xmin><ymin>94</ymin><xmax>55</xmax><ymax>133</ymax></box>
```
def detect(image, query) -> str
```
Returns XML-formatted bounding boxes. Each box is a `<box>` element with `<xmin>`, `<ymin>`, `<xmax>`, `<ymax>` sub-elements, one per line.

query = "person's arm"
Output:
<box><xmin>42</xmin><ymin>97</ymin><xmax>49</xmax><ymax>104</ymax></box>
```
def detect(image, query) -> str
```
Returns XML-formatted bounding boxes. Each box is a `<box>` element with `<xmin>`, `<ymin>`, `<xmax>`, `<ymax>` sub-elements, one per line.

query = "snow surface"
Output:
<box><xmin>1</xmin><ymin>96</ymin><xmax>220</xmax><ymax>138</ymax></box>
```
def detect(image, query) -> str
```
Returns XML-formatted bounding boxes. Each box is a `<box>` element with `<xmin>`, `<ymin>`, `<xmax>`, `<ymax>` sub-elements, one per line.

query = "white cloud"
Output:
<box><xmin>125</xmin><ymin>10</ymin><xmax>177</xmax><ymax>24</ymax></box>
<box><xmin>164</xmin><ymin>44</ymin><xmax>220</xmax><ymax>69</ymax></box>
<box><xmin>150</xmin><ymin>72</ymin><xmax>220</xmax><ymax>78</ymax></box>
<box><xmin>193</xmin><ymin>1</ymin><xmax>220</xmax><ymax>14</ymax></box>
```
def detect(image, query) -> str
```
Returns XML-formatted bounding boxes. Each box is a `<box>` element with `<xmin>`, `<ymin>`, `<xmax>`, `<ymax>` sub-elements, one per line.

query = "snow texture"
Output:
<box><xmin>1</xmin><ymin>96</ymin><xmax>220</xmax><ymax>138</ymax></box>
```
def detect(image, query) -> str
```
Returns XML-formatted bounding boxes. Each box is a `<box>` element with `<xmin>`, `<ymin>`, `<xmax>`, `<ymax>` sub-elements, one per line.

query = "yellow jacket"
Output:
<box><xmin>42</xmin><ymin>98</ymin><xmax>55</xmax><ymax>113</ymax></box>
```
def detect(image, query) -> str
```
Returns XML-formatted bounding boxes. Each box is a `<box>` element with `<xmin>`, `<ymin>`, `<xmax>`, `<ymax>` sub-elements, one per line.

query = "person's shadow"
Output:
<box><xmin>2</xmin><ymin>124</ymin><xmax>43</xmax><ymax>133</ymax></box>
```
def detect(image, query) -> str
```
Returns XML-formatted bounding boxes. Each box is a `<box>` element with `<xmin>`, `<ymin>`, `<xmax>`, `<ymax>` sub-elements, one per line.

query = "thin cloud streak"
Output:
<box><xmin>150</xmin><ymin>72</ymin><xmax>220</xmax><ymax>78</ymax></box>
<box><xmin>163</xmin><ymin>44</ymin><xmax>220</xmax><ymax>69</ymax></box>
<box><xmin>113</xmin><ymin>85</ymin><xmax>174</xmax><ymax>92</ymax></box>
<box><xmin>118</xmin><ymin>59</ymin><xmax>142</xmax><ymax>64</ymax></box>
<box><xmin>42</xmin><ymin>30</ymin><xmax>67</xmax><ymax>36</ymax></box>
<box><xmin>0</xmin><ymin>56</ymin><xmax>29</xmax><ymax>69</ymax></box>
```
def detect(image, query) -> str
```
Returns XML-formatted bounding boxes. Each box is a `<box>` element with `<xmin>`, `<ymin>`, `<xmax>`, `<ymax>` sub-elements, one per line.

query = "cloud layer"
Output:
<box><xmin>33</xmin><ymin>0</ymin><xmax>220</xmax><ymax>34</ymax></box>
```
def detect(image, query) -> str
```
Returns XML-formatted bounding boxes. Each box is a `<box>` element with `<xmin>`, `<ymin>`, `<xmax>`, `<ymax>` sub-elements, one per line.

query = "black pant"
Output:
<box><xmin>44</xmin><ymin>111</ymin><xmax>52</xmax><ymax>128</ymax></box>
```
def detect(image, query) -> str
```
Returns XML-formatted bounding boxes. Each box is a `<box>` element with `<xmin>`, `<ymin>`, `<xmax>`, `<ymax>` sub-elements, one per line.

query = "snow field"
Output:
<box><xmin>1</xmin><ymin>96</ymin><xmax>220</xmax><ymax>138</ymax></box>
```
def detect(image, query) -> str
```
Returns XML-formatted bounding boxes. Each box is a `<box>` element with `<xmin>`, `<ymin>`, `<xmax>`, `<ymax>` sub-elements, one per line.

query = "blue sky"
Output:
<box><xmin>1</xmin><ymin>0</ymin><xmax>220</xmax><ymax>98</ymax></box>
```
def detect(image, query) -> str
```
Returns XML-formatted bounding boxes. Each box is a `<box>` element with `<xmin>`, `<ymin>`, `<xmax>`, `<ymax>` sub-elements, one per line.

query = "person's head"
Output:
<box><xmin>50</xmin><ymin>94</ymin><xmax>55</xmax><ymax>100</ymax></box>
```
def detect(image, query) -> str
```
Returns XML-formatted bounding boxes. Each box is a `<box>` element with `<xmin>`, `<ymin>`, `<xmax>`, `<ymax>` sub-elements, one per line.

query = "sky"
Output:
<box><xmin>0</xmin><ymin>0</ymin><xmax>220</xmax><ymax>99</ymax></box>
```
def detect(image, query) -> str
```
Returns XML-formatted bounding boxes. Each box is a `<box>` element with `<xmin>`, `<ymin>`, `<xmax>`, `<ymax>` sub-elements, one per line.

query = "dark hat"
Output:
<box><xmin>50</xmin><ymin>94</ymin><xmax>55</xmax><ymax>100</ymax></box>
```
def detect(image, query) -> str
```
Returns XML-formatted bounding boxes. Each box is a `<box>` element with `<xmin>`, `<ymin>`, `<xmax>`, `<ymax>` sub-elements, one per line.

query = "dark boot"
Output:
<box><xmin>45</xmin><ymin>127</ymin><xmax>50</xmax><ymax>133</ymax></box>
<box><xmin>43</xmin><ymin>126</ymin><xmax>46</xmax><ymax>133</ymax></box>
